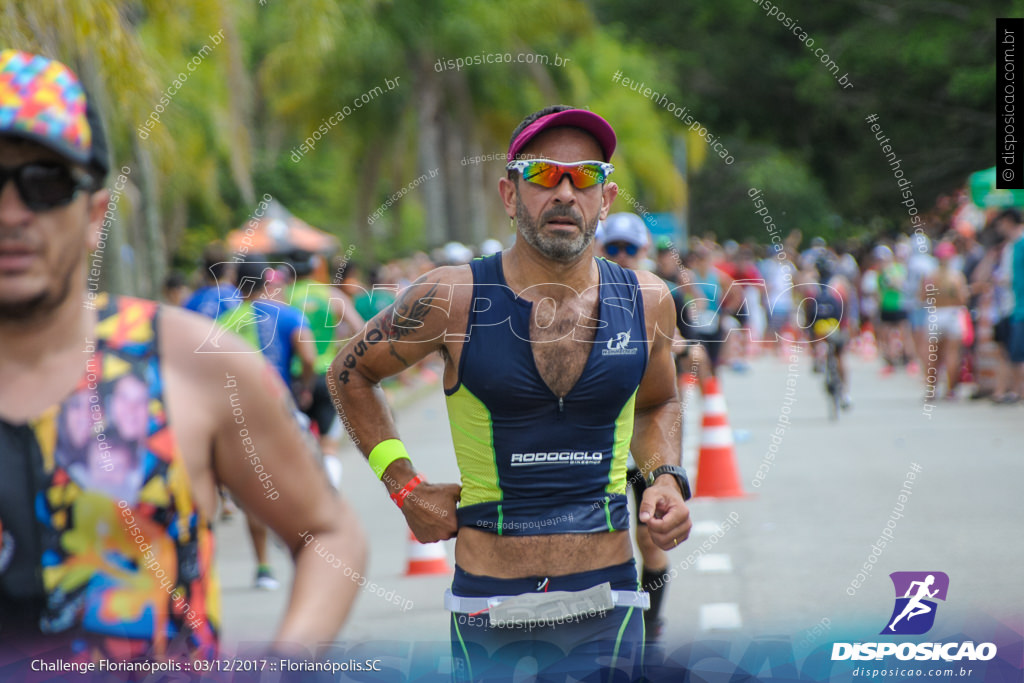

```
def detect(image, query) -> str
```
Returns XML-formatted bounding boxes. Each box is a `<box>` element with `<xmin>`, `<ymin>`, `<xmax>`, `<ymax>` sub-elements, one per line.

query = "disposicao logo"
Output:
<box><xmin>882</xmin><ymin>571</ymin><xmax>948</xmax><ymax>635</ymax></box>
<box><xmin>832</xmin><ymin>571</ymin><xmax>997</xmax><ymax>662</ymax></box>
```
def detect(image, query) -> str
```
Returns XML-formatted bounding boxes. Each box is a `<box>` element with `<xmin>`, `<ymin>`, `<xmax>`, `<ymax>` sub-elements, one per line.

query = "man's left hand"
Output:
<box><xmin>638</xmin><ymin>476</ymin><xmax>692</xmax><ymax>551</ymax></box>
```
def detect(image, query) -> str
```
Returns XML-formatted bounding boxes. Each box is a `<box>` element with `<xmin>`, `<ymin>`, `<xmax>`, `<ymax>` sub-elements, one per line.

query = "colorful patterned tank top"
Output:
<box><xmin>0</xmin><ymin>294</ymin><xmax>218</xmax><ymax>660</ymax></box>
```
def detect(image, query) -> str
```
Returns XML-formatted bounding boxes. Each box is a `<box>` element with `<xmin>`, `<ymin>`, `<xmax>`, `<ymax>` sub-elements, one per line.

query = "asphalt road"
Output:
<box><xmin>215</xmin><ymin>347</ymin><xmax>1024</xmax><ymax>660</ymax></box>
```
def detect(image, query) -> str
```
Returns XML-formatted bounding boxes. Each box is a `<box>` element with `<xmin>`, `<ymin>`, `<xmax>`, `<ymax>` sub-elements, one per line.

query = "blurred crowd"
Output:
<box><xmin>165</xmin><ymin>204</ymin><xmax>1024</xmax><ymax>414</ymax></box>
<box><xmin>604</xmin><ymin>206</ymin><xmax>1024</xmax><ymax>408</ymax></box>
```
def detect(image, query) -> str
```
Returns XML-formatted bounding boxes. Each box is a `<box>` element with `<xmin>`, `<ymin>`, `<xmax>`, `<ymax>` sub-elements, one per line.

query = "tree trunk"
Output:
<box><xmin>441</xmin><ymin>108</ymin><xmax>469</xmax><ymax>245</ymax></box>
<box><xmin>219</xmin><ymin>3</ymin><xmax>256</xmax><ymax>206</ymax></box>
<box><xmin>354</xmin><ymin>142</ymin><xmax>382</xmax><ymax>260</ymax></box>
<box><xmin>451</xmin><ymin>74</ymin><xmax>487</xmax><ymax>247</ymax></box>
<box><xmin>413</xmin><ymin>58</ymin><xmax>447</xmax><ymax>248</ymax></box>
<box><xmin>132</xmin><ymin>137</ymin><xmax>165</xmax><ymax>299</ymax></box>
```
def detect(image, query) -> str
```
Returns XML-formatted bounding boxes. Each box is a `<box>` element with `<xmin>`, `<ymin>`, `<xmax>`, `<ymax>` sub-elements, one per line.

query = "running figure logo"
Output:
<box><xmin>881</xmin><ymin>571</ymin><xmax>949</xmax><ymax>635</ymax></box>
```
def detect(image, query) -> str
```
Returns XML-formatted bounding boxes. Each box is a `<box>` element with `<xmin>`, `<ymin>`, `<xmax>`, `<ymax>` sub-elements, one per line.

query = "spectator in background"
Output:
<box><xmin>759</xmin><ymin>244</ymin><xmax>797</xmax><ymax>348</ymax></box>
<box><xmin>921</xmin><ymin>241</ymin><xmax>969</xmax><ymax>400</ymax></box>
<box><xmin>183</xmin><ymin>242</ymin><xmax>241</xmax><ymax>318</ymax></box>
<box><xmin>685</xmin><ymin>244</ymin><xmax>730</xmax><ymax>375</ymax></box>
<box><xmin>352</xmin><ymin>265</ymin><xmax>398</xmax><ymax>321</ymax></box>
<box><xmin>860</xmin><ymin>245</ymin><xmax>889</xmax><ymax>339</ymax></box>
<box><xmin>1005</xmin><ymin>211</ymin><xmax>1024</xmax><ymax>402</ymax></box>
<box><xmin>718</xmin><ymin>245</ymin><xmax>763</xmax><ymax>371</ymax></box>
<box><xmin>162</xmin><ymin>271</ymin><xmax>190</xmax><ymax>306</ymax></box>
<box><xmin>834</xmin><ymin>242</ymin><xmax>861</xmax><ymax>331</ymax></box>
<box><xmin>968</xmin><ymin>214</ymin><xmax>1017</xmax><ymax>402</ymax></box>
<box><xmin>876</xmin><ymin>244</ymin><xmax>913</xmax><ymax>374</ymax></box>
<box><xmin>905</xmin><ymin>235</ymin><xmax>937</xmax><ymax>375</ymax></box>
<box><xmin>799</xmin><ymin>235</ymin><xmax>830</xmax><ymax>271</ymax></box>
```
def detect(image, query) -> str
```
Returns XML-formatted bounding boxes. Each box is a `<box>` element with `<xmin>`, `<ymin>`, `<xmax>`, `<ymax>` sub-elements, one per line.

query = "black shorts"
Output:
<box><xmin>692</xmin><ymin>334</ymin><xmax>723</xmax><ymax>369</ymax></box>
<box><xmin>300</xmin><ymin>374</ymin><xmax>336</xmax><ymax>436</ymax></box>
<box><xmin>678</xmin><ymin>327</ymin><xmax>722</xmax><ymax>368</ymax></box>
<box><xmin>879</xmin><ymin>309</ymin><xmax>908</xmax><ymax>323</ymax></box>
<box><xmin>994</xmin><ymin>315</ymin><xmax>1013</xmax><ymax>349</ymax></box>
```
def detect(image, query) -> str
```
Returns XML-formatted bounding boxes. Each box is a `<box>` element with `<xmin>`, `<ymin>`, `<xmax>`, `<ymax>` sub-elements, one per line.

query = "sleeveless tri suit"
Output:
<box><xmin>445</xmin><ymin>254</ymin><xmax>650</xmax><ymax>680</ymax></box>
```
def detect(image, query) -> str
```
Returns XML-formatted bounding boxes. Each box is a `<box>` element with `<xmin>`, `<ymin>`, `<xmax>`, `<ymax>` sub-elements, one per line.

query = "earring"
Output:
<box><xmin>510</xmin><ymin>217</ymin><xmax>515</xmax><ymax>232</ymax></box>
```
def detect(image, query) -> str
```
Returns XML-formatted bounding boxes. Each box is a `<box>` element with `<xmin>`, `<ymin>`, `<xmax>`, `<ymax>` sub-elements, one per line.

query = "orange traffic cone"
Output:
<box><xmin>404</xmin><ymin>531</ymin><xmax>451</xmax><ymax>576</ymax></box>
<box><xmin>694</xmin><ymin>377</ymin><xmax>748</xmax><ymax>498</ymax></box>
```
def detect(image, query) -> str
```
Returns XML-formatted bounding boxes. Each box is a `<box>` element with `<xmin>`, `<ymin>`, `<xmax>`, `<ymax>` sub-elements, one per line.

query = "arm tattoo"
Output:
<box><xmin>337</xmin><ymin>280</ymin><xmax>442</xmax><ymax>380</ymax></box>
<box><xmin>390</xmin><ymin>282</ymin><xmax>440</xmax><ymax>340</ymax></box>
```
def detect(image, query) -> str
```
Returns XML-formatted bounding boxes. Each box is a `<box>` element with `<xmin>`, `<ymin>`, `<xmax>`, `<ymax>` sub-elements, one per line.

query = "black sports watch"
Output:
<box><xmin>650</xmin><ymin>465</ymin><xmax>692</xmax><ymax>501</ymax></box>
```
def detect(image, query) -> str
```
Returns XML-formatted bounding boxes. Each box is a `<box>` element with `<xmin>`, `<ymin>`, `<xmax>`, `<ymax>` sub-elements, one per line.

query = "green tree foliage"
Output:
<box><xmin>594</xmin><ymin>0</ymin><xmax>1014</xmax><ymax>244</ymax></box>
<box><xmin>3</xmin><ymin>0</ymin><xmax>1011</xmax><ymax>295</ymax></box>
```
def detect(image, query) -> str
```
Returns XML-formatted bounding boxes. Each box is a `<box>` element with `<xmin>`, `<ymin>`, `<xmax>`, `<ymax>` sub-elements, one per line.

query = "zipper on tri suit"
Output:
<box><xmin>557</xmin><ymin>396</ymin><xmax>564</xmax><ymax>417</ymax></box>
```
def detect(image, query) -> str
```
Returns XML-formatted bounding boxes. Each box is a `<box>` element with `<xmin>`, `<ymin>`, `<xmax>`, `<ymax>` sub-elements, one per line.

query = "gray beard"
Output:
<box><xmin>515</xmin><ymin>194</ymin><xmax>598</xmax><ymax>263</ymax></box>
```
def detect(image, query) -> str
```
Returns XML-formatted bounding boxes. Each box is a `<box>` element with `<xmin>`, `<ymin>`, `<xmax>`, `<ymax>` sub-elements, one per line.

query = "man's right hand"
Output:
<box><xmin>382</xmin><ymin>459</ymin><xmax>460</xmax><ymax>542</ymax></box>
<box><xmin>402</xmin><ymin>481</ymin><xmax>461</xmax><ymax>542</ymax></box>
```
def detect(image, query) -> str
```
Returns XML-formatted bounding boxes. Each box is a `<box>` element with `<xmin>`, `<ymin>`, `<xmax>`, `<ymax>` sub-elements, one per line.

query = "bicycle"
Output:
<box><xmin>824</xmin><ymin>336</ymin><xmax>843</xmax><ymax>420</ymax></box>
<box><xmin>814</xmin><ymin>318</ymin><xmax>845</xmax><ymax>421</ymax></box>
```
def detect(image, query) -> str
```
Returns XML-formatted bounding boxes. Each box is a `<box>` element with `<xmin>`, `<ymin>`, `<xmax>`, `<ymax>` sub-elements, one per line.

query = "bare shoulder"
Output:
<box><xmin>396</xmin><ymin>265</ymin><xmax>474</xmax><ymax>303</ymax></box>
<box><xmin>389</xmin><ymin>264</ymin><xmax>475</xmax><ymax>331</ymax></box>
<box><xmin>159</xmin><ymin>304</ymin><xmax>269</xmax><ymax>392</ymax></box>
<box><xmin>633</xmin><ymin>270</ymin><xmax>673</xmax><ymax>309</ymax></box>
<box><xmin>631</xmin><ymin>270</ymin><xmax>675</xmax><ymax>344</ymax></box>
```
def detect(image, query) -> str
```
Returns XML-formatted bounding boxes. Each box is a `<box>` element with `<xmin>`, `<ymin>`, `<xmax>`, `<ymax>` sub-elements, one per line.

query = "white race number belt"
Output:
<box><xmin>445</xmin><ymin>583</ymin><xmax>649</xmax><ymax>627</ymax></box>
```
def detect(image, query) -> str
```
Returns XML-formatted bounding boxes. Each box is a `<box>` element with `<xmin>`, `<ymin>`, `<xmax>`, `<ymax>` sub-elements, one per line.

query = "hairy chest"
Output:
<box><xmin>528</xmin><ymin>293</ymin><xmax>599</xmax><ymax>398</ymax></box>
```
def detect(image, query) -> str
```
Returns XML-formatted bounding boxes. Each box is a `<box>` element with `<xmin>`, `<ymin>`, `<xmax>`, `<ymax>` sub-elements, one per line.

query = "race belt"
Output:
<box><xmin>444</xmin><ymin>583</ymin><xmax>649</xmax><ymax>627</ymax></box>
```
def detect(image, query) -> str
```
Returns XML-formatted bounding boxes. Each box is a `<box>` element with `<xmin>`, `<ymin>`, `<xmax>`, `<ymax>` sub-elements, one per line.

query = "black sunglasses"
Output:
<box><xmin>0</xmin><ymin>162</ymin><xmax>96</xmax><ymax>212</ymax></box>
<box><xmin>604</xmin><ymin>242</ymin><xmax>640</xmax><ymax>257</ymax></box>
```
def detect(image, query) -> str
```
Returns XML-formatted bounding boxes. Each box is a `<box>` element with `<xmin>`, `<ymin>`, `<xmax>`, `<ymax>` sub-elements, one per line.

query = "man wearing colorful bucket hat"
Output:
<box><xmin>333</xmin><ymin>105</ymin><xmax>692</xmax><ymax>680</ymax></box>
<box><xmin>0</xmin><ymin>49</ymin><xmax>365</xmax><ymax>663</ymax></box>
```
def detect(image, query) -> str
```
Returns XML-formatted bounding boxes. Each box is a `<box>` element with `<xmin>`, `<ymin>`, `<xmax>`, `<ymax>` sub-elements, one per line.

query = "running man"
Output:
<box><xmin>331</xmin><ymin>106</ymin><xmax>692</xmax><ymax>680</ymax></box>
<box><xmin>217</xmin><ymin>257</ymin><xmax>318</xmax><ymax>590</ymax></box>
<box><xmin>0</xmin><ymin>50</ymin><xmax>365</xmax><ymax>663</ymax></box>
<box><xmin>888</xmin><ymin>575</ymin><xmax>939</xmax><ymax>631</ymax></box>
<box><xmin>183</xmin><ymin>242</ymin><xmax>241</xmax><ymax>318</ymax></box>
<box><xmin>285</xmin><ymin>249</ymin><xmax>364</xmax><ymax>456</ymax></box>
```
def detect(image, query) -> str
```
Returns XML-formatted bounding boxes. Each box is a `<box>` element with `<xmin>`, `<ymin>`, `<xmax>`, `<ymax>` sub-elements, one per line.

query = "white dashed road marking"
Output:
<box><xmin>692</xmin><ymin>520</ymin><xmax>722</xmax><ymax>536</ymax></box>
<box><xmin>695</xmin><ymin>553</ymin><xmax>733</xmax><ymax>574</ymax></box>
<box><xmin>699</xmin><ymin>602</ymin><xmax>742</xmax><ymax>631</ymax></box>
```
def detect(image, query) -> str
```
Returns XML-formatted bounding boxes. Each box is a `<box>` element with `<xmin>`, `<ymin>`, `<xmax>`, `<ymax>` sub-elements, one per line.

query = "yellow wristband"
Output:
<box><xmin>368</xmin><ymin>439</ymin><xmax>411</xmax><ymax>480</ymax></box>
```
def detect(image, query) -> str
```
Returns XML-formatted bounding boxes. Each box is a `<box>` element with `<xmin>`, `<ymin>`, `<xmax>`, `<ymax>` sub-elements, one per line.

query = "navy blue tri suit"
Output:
<box><xmin>445</xmin><ymin>253</ymin><xmax>649</xmax><ymax>681</ymax></box>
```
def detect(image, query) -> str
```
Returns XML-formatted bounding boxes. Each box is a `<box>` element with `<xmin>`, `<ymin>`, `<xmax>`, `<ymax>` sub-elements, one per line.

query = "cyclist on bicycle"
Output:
<box><xmin>801</xmin><ymin>258</ymin><xmax>852</xmax><ymax>409</ymax></box>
